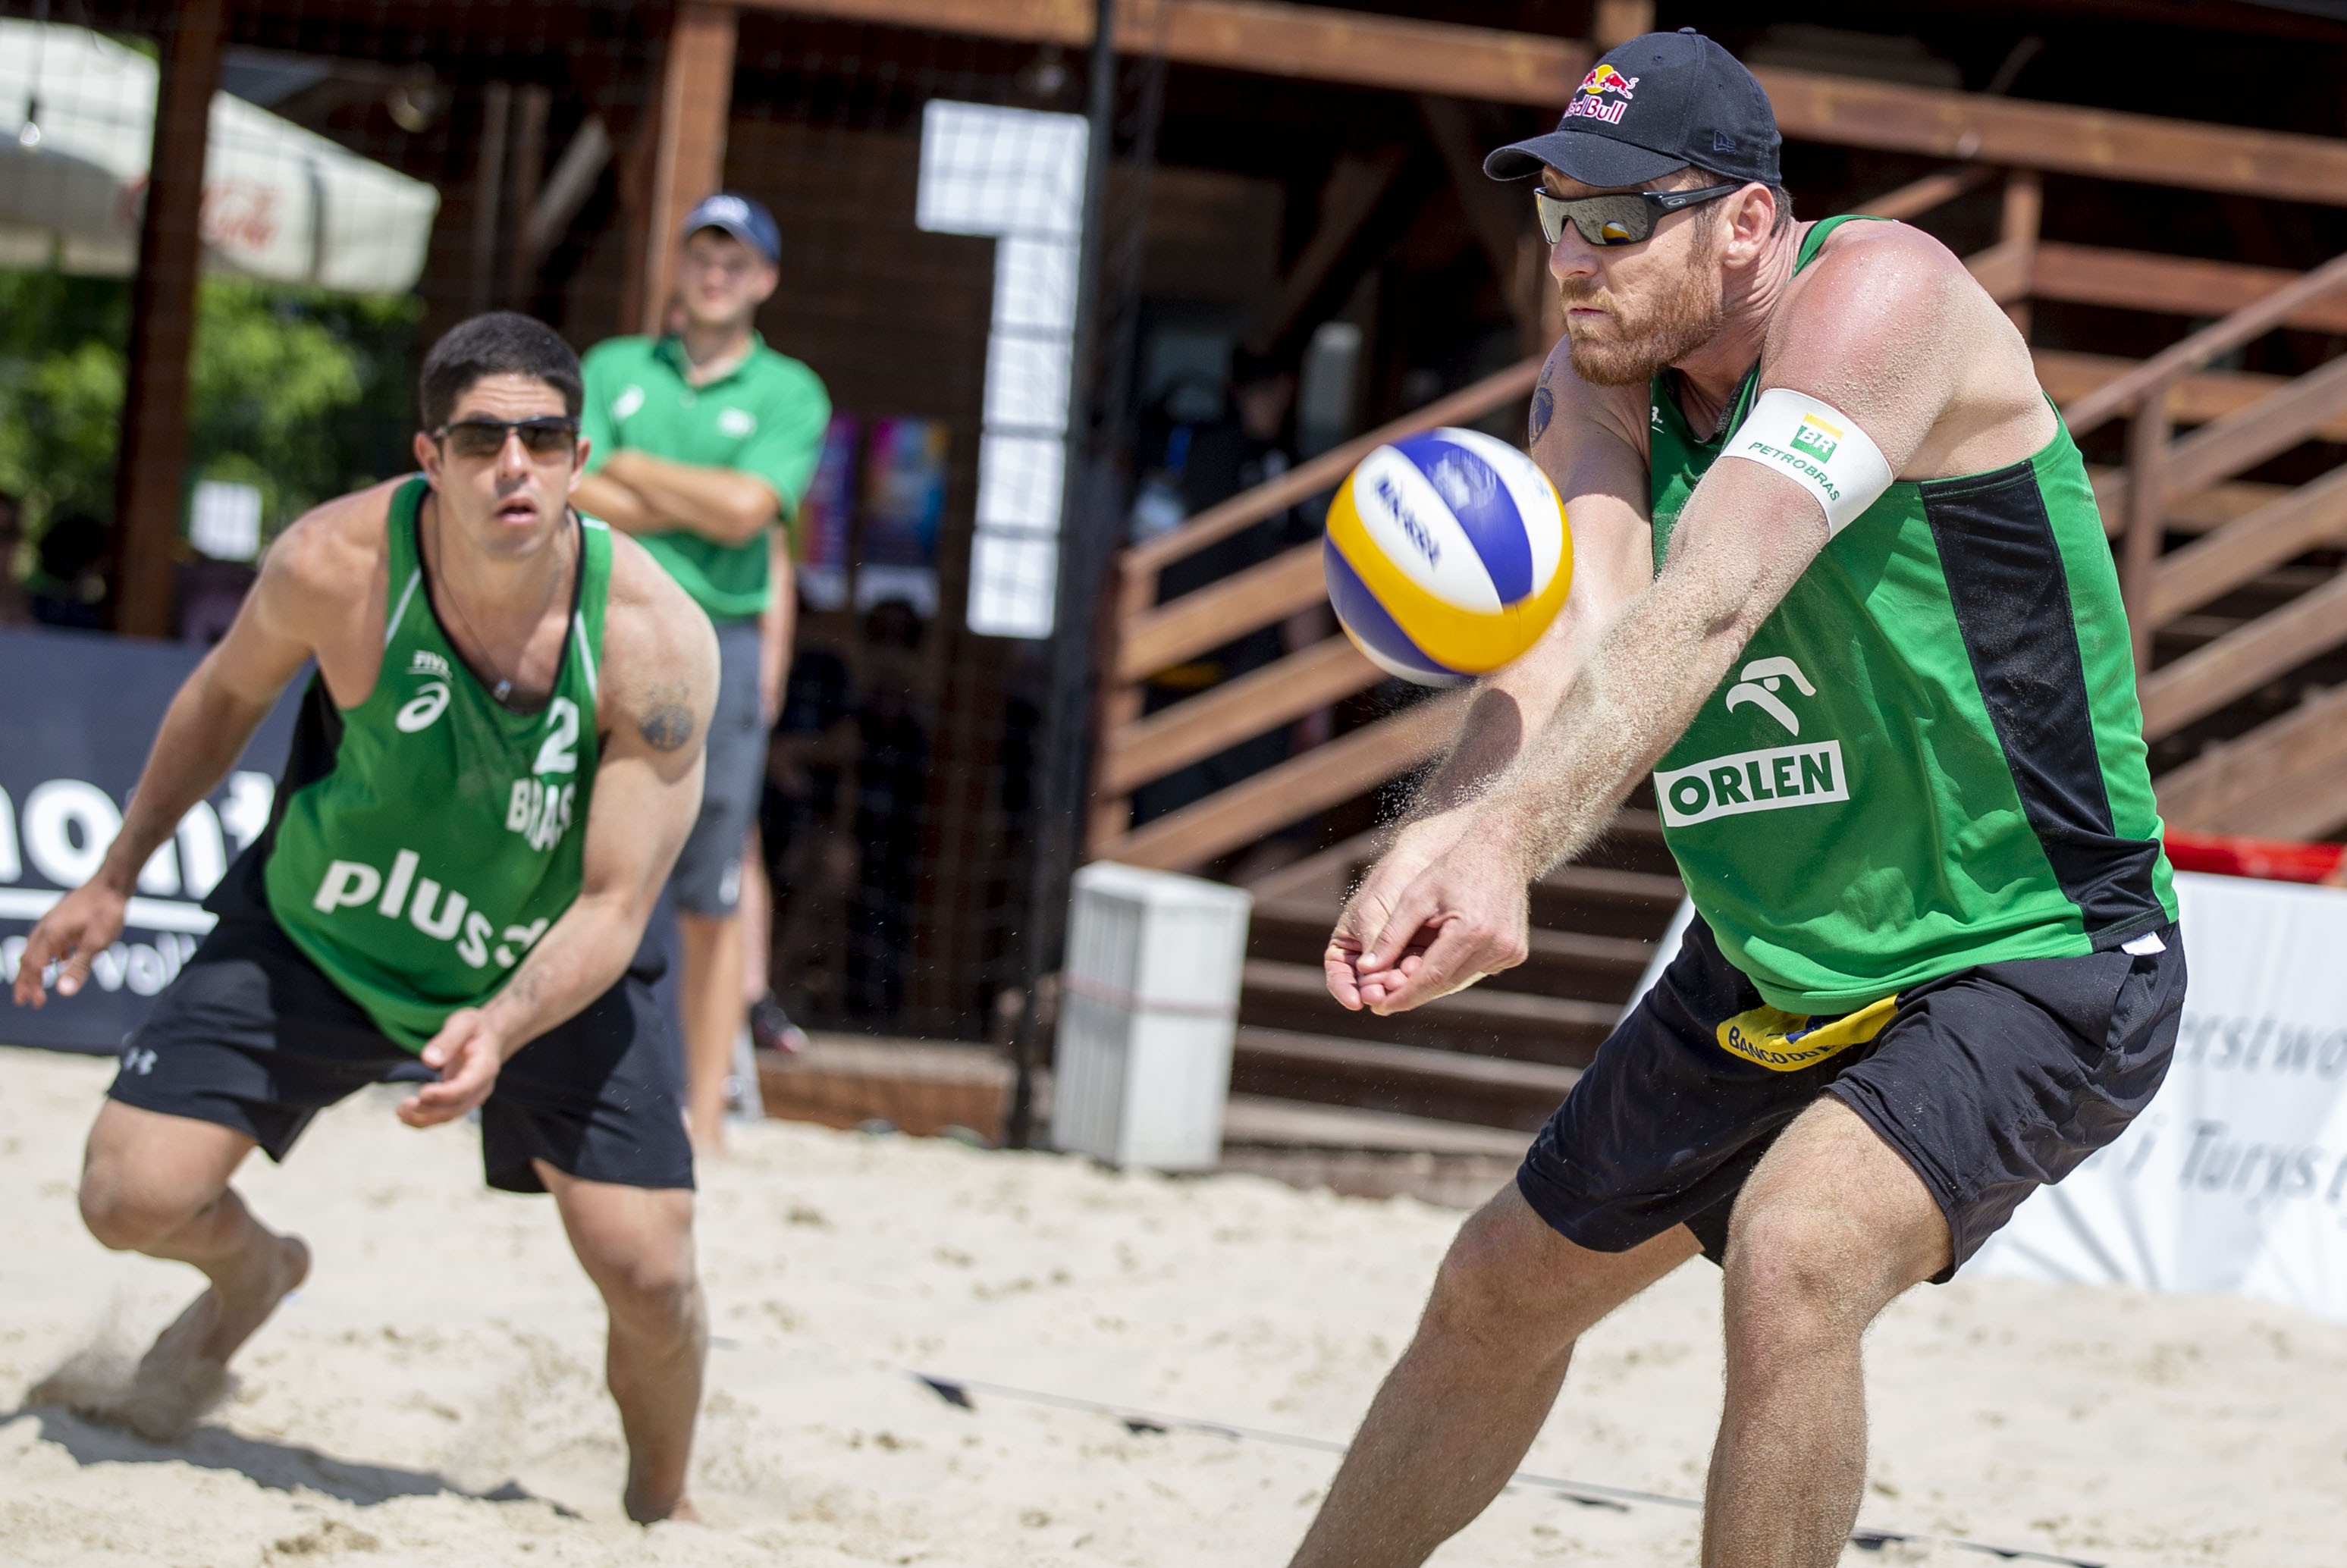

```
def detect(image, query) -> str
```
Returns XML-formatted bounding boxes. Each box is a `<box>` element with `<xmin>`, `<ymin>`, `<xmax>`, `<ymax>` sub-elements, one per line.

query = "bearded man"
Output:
<box><xmin>1293</xmin><ymin>30</ymin><xmax>2182</xmax><ymax>1568</ymax></box>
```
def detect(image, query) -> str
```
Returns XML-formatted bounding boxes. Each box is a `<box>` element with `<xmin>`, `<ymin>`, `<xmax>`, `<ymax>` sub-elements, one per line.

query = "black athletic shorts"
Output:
<box><xmin>107</xmin><ymin>850</ymin><xmax>693</xmax><ymax>1196</ymax></box>
<box><xmin>1516</xmin><ymin>914</ymin><xmax>2185</xmax><ymax>1280</ymax></box>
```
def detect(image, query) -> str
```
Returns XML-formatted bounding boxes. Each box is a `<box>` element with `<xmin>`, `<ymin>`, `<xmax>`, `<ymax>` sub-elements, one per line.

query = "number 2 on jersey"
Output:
<box><xmin>534</xmin><ymin>697</ymin><xmax>580</xmax><ymax>775</ymax></box>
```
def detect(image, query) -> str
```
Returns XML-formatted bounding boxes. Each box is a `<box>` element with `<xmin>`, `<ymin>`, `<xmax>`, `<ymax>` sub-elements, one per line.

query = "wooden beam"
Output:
<box><xmin>504</xmin><ymin>85</ymin><xmax>551</xmax><ymax>307</ymax></box>
<box><xmin>2121</xmin><ymin>393</ymin><xmax>2169</xmax><ymax>669</ymax></box>
<box><xmin>1997</xmin><ymin>170</ymin><xmax>2040</xmax><ymax>334</ymax></box>
<box><xmin>1102</xmin><ymin>689</ymin><xmax>1467</xmax><ymax>869</ymax></box>
<box><xmin>2148</xmin><ymin>463</ymin><xmax>2347</xmax><ymax>625</ymax></box>
<box><xmin>745</xmin><ymin>0</ymin><xmax>2347</xmax><ymax>206</ymax></box>
<box><xmin>2160</xmin><ymin>350</ymin><xmax>2347</xmax><ymax>504</ymax></box>
<box><xmin>525</xmin><ymin>114</ymin><xmax>614</xmax><ymax>268</ymax></box>
<box><xmin>1749</xmin><ymin>67</ymin><xmax>2347</xmax><ymax>211</ymax></box>
<box><xmin>1243</xmin><ymin>151</ymin><xmax>1402</xmax><ymax>354</ymax></box>
<box><xmin>1123</xmin><ymin>353</ymin><xmax>1539</xmax><ymax>578</ymax></box>
<box><xmin>1098</xmin><ymin>635</ymin><xmax>1380</xmax><ymax>795</ymax></box>
<box><xmin>1417</xmin><ymin>96</ymin><xmax>1538</xmax><ymax>335</ymax></box>
<box><xmin>2034</xmin><ymin>243</ymin><xmax>2347</xmax><ymax>337</ymax></box>
<box><xmin>1853</xmin><ymin>164</ymin><xmax>1993</xmax><ymax>222</ymax></box>
<box><xmin>1243</xmin><ymin>959</ymin><xmax>1619</xmax><ymax>1030</ymax></box>
<box><xmin>1117</xmin><ymin>542</ymin><xmax>1323</xmax><ymax>683</ymax></box>
<box><xmin>2138</xmin><ymin>565</ymin><xmax>2347</xmax><ymax>740</ymax></box>
<box><xmin>2060</xmin><ymin>248</ymin><xmax>2347</xmax><ymax>439</ymax></box>
<box><xmin>1966</xmin><ymin>237</ymin><xmax>2032</xmax><ymax>304</ymax></box>
<box><xmin>2088</xmin><ymin>469</ymin><xmax>2292</xmax><ymax>541</ymax></box>
<box><xmin>1591</xmin><ymin>0</ymin><xmax>1653</xmax><ymax>52</ymax></box>
<box><xmin>2156</xmin><ymin>683</ymin><xmax>2347</xmax><ymax>836</ymax></box>
<box><xmin>469</xmin><ymin>83</ymin><xmax>513</xmax><ymax>316</ymax></box>
<box><xmin>1133</xmin><ymin>0</ymin><xmax>1584</xmax><ymax>102</ymax></box>
<box><xmin>639</xmin><ymin>4</ymin><xmax>738</xmax><ymax>337</ymax></box>
<box><xmin>2037</xmin><ymin>350</ymin><xmax>2347</xmax><ymax>441</ymax></box>
<box><xmin>112</xmin><ymin>0</ymin><xmax>226</xmax><ymax>639</ymax></box>
<box><xmin>1234</xmin><ymin>1026</ymin><xmax>1583</xmax><ymax>1101</ymax></box>
<box><xmin>745</xmin><ymin>0</ymin><xmax>1592</xmax><ymax>102</ymax></box>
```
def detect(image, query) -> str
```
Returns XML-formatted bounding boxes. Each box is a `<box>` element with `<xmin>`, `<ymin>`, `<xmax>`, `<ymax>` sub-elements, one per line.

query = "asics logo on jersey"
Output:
<box><xmin>395</xmin><ymin>680</ymin><xmax>450</xmax><ymax>732</ymax></box>
<box><xmin>1723</xmin><ymin>657</ymin><xmax>1815</xmax><ymax>735</ymax></box>
<box><xmin>309</xmin><ymin>848</ymin><xmax>551</xmax><ymax>972</ymax></box>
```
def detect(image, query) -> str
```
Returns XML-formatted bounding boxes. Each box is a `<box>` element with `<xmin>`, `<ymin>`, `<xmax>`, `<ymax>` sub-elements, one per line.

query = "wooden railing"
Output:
<box><xmin>1093</xmin><ymin>173</ymin><xmax>2347</xmax><ymax>872</ymax></box>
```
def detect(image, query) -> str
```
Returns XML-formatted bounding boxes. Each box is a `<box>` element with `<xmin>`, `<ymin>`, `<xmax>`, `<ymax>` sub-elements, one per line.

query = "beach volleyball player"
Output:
<box><xmin>1297</xmin><ymin>30</ymin><xmax>2185</xmax><ymax>1568</ymax></box>
<box><xmin>12</xmin><ymin>314</ymin><xmax>720</xmax><ymax>1523</ymax></box>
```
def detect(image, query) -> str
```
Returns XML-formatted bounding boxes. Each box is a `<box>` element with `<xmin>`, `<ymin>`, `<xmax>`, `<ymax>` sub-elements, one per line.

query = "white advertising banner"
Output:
<box><xmin>1973</xmin><ymin>871</ymin><xmax>2347</xmax><ymax>1322</ymax></box>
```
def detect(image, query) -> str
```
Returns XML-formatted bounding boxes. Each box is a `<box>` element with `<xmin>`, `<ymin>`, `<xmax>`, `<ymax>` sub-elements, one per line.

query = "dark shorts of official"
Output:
<box><xmin>107</xmin><ymin>855</ymin><xmax>693</xmax><ymax>1196</ymax></box>
<box><xmin>1516</xmin><ymin>914</ymin><xmax>2185</xmax><ymax>1281</ymax></box>
<box><xmin>670</xmin><ymin>616</ymin><xmax>767</xmax><ymax>917</ymax></box>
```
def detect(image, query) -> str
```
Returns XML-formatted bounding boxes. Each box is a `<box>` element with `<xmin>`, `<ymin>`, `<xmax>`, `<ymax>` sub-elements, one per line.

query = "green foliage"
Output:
<box><xmin>0</xmin><ymin>269</ymin><xmax>422</xmax><ymax>546</ymax></box>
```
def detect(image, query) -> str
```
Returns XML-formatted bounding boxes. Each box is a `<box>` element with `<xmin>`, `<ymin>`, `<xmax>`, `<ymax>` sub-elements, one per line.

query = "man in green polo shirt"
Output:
<box><xmin>575</xmin><ymin>192</ymin><xmax>830</xmax><ymax>1151</ymax></box>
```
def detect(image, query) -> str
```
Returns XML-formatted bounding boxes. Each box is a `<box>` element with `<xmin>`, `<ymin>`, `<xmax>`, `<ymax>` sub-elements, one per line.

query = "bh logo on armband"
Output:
<box><xmin>1790</xmin><ymin>414</ymin><xmax>1840</xmax><ymax>464</ymax></box>
<box><xmin>1655</xmin><ymin>657</ymin><xmax>1851</xmax><ymax>827</ymax></box>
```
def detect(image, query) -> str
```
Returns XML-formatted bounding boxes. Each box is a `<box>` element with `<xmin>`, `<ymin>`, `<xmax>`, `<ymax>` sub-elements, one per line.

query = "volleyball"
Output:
<box><xmin>1322</xmin><ymin>428</ymin><xmax>1571</xmax><ymax>685</ymax></box>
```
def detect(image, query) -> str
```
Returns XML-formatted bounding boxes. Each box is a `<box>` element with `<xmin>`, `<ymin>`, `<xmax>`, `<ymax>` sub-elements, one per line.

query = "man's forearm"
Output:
<box><xmin>478</xmin><ymin>890</ymin><xmax>648</xmax><ymax>1052</ymax></box>
<box><xmin>572</xmin><ymin>472</ymin><xmax>665</xmax><ymax>535</ymax></box>
<box><xmin>1393</xmin><ymin>614</ymin><xmax>1603</xmax><ymax>847</ymax></box>
<box><xmin>99</xmin><ymin>663</ymin><xmax>275</xmax><ymax>892</ymax></box>
<box><xmin>602</xmin><ymin>451</ymin><xmax>777</xmax><ymax>546</ymax></box>
<box><xmin>1476</xmin><ymin>578</ymin><xmax>1751</xmax><ymax>880</ymax></box>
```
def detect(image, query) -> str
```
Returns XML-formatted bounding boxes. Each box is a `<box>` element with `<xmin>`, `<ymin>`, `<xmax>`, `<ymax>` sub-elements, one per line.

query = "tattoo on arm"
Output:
<box><xmin>638</xmin><ymin>682</ymin><xmax>696</xmax><ymax>752</ymax></box>
<box><xmin>1530</xmin><ymin>381</ymin><xmax>1555</xmax><ymax>445</ymax></box>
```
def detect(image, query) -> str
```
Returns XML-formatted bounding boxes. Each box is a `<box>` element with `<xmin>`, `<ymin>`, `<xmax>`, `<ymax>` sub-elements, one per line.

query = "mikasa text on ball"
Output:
<box><xmin>1322</xmin><ymin>427</ymin><xmax>1572</xmax><ymax>685</ymax></box>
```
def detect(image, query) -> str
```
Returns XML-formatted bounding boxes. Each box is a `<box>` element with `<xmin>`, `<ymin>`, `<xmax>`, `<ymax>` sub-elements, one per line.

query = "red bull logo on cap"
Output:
<box><xmin>1564</xmin><ymin>63</ymin><xmax>1639</xmax><ymax>125</ymax></box>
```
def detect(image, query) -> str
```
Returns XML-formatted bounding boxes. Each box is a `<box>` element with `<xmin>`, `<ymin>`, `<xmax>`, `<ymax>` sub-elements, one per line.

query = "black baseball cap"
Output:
<box><xmin>1484</xmin><ymin>30</ymin><xmax>1781</xmax><ymax>190</ymax></box>
<box><xmin>682</xmin><ymin>191</ymin><xmax>781</xmax><ymax>263</ymax></box>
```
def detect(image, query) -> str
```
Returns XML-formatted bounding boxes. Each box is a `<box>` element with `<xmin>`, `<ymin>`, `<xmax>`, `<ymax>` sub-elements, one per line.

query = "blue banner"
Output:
<box><xmin>0</xmin><ymin>627</ymin><xmax>301</xmax><ymax>1053</ymax></box>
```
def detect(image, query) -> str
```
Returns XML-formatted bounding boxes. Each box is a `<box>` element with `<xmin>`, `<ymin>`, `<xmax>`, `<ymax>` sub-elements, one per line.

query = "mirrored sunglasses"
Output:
<box><xmin>1534</xmin><ymin>183</ymin><xmax>1743</xmax><ymax>247</ymax></box>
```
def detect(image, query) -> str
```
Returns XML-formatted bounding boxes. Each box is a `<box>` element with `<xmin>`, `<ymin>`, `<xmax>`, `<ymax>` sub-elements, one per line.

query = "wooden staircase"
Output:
<box><xmin>1088</xmin><ymin>163</ymin><xmax>2347</xmax><ymax>1147</ymax></box>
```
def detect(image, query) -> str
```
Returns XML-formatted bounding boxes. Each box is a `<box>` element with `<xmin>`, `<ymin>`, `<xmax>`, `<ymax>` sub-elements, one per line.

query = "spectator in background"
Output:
<box><xmin>0</xmin><ymin>491</ymin><xmax>32</xmax><ymax>627</ymax></box>
<box><xmin>29</xmin><ymin>511</ymin><xmax>111</xmax><ymax>630</ymax></box>
<box><xmin>573</xmin><ymin>193</ymin><xmax>831</xmax><ymax>1152</ymax></box>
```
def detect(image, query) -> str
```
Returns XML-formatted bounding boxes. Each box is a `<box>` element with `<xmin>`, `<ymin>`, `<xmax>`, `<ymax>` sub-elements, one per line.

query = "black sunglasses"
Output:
<box><xmin>1534</xmin><ymin>182</ymin><xmax>1743</xmax><ymax>247</ymax></box>
<box><xmin>433</xmin><ymin>416</ymin><xmax>581</xmax><ymax>461</ymax></box>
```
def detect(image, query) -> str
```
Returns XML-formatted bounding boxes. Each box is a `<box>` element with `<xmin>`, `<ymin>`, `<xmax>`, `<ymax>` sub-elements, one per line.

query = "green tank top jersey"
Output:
<box><xmin>1646</xmin><ymin>215</ymin><xmax>2176</xmax><ymax>1015</ymax></box>
<box><xmin>262</xmin><ymin>476</ymin><xmax>610</xmax><ymax>1050</ymax></box>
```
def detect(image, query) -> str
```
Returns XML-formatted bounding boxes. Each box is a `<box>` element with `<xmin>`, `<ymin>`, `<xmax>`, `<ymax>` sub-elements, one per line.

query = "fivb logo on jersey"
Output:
<box><xmin>1655</xmin><ymin>657</ymin><xmax>1850</xmax><ymax>827</ymax></box>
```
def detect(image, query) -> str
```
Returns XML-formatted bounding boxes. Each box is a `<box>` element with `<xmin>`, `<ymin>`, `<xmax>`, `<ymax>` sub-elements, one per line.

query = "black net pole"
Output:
<box><xmin>1006</xmin><ymin>0</ymin><xmax>1123</xmax><ymax>1150</ymax></box>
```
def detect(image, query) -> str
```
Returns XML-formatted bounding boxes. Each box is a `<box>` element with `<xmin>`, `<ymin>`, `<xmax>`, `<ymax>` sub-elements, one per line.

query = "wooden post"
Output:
<box><xmin>2122</xmin><ymin>387</ymin><xmax>2172</xmax><ymax>673</ymax></box>
<box><xmin>111</xmin><ymin>0</ymin><xmax>226</xmax><ymax>638</ymax></box>
<box><xmin>1087</xmin><ymin>559</ymin><xmax>1159</xmax><ymax>854</ymax></box>
<box><xmin>634</xmin><ymin>3</ymin><xmax>737</xmax><ymax>337</ymax></box>
<box><xmin>2000</xmin><ymin>168</ymin><xmax>2041</xmax><ymax>336</ymax></box>
<box><xmin>1592</xmin><ymin>0</ymin><xmax>1655</xmax><ymax>50</ymax></box>
<box><xmin>504</xmin><ymin>86</ymin><xmax>552</xmax><ymax>309</ymax></box>
<box><xmin>469</xmin><ymin>83</ymin><xmax>512</xmax><ymax>317</ymax></box>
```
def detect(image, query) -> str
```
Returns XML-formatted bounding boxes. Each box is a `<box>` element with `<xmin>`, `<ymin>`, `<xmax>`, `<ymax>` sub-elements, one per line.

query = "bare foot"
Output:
<box><xmin>626</xmin><ymin>1485</ymin><xmax>702</xmax><ymax>1526</ymax></box>
<box><xmin>120</xmin><ymin>1233</ymin><xmax>311</xmax><ymax>1441</ymax></box>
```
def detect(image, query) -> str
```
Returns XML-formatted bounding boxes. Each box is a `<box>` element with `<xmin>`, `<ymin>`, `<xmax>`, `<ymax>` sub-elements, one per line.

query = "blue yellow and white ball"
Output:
<box><xmin>1322</xmin><ymin>428</ymin><xmax>1572</xmax><ymax>685</ymax></box>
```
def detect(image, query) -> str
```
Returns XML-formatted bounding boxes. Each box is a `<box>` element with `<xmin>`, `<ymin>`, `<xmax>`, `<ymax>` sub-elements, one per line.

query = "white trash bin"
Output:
<box><xmin>1050</xmin><ymin>861</ymin><xmax>1253</xmax><ymax>1170</ymax></box>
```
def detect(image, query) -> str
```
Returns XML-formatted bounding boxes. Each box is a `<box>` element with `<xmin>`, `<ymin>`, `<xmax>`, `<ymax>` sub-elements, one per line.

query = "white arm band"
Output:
<box><xmin>1716</xmin><ymin>387</ymin><xmax>1894</xmax><ymax>536</ymax></box>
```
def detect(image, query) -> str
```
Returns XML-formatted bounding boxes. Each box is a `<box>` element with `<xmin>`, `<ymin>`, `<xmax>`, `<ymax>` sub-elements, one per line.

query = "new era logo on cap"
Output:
<box><xmin>1483</xmin><ymin>29</ymin><xmax>1781</xmax><ymax>193</ymax></box>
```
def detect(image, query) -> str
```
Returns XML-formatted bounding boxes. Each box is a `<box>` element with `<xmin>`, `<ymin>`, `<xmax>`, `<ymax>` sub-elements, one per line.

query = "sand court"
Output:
<box><xmin>4</xmin><ymin>1043</ymin><xmax>2345</xmax><ymax>1566</ymax></box>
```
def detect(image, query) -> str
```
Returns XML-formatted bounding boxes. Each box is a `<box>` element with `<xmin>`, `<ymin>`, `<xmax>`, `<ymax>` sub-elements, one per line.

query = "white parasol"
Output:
<box><xmin>0</xmin><ymin>20</ymin><xmax>438</xmax><ymax>294</ymax></box>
